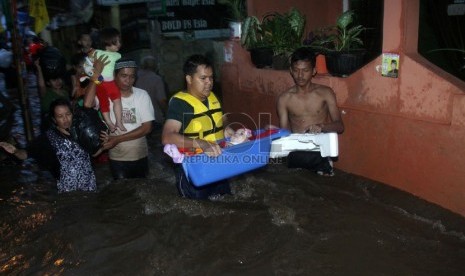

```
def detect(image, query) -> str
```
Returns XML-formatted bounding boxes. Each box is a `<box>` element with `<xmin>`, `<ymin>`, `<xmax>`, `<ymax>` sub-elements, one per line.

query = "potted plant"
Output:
<box><xmin>267</xmin><ymin>8</ymin><xmax>306</xmax><ymax>70</ymax></box>
<box><xmin>218</xmin><ymin>0</ymin><xmax>247</xmax><ymax>40</ymax></box>
<box><xmin>309</xmin><ymin>10</ymin><xmax>366</xmax><ymax>77</ymax></box>
<box><xmin>241</xmin><ymin>8</ymin><xmax>306</xmax><ymax>69</ymax></box>
<box><xmin>241</xmin><ymin>12</ymin><xmax>274</xmax><ymax>68</ymax></box>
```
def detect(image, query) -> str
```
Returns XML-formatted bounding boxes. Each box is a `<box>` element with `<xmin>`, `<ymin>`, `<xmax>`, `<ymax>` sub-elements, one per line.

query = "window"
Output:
<box><xmin>350</xmin><ymin>0</ymin><xmax>384</xmax><ymax>63</ymax></box>
<box><xmin>418</xmin><ymin>0</ymin><xmax>465</xmax><ymax>82</ymax></box>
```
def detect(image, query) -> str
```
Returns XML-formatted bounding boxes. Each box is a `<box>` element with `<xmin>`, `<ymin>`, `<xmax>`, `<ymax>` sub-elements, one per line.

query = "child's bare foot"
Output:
<box><xmin>116</xmin><ymin>121</ymin><xmax>127</xmax><ymax>132</ymax></box>
<box><xmin>107</xmin><ymin>122</ymin><xmax>117</xmax><ymax>133</ymax></box>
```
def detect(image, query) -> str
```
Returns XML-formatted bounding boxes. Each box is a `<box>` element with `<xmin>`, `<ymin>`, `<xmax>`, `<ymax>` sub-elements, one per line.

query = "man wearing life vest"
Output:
<box><xmin>162</xmin><ymin>54</ymin><xmax>234</xmax><ymax>199</ymax></box>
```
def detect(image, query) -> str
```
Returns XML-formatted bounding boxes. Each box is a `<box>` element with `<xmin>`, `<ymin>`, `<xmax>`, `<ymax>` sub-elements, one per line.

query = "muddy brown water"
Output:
<box><xmin>1</xmin><ymin>73</ymin><xmax>465</xmax><ymax>275</ymax></box>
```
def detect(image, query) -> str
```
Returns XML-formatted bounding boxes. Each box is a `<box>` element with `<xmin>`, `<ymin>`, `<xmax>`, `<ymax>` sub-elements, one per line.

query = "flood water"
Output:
<box><xmin>1</xmin><ymin>73</ymin><xmax>465</xmax><ymax>275</ymax></box>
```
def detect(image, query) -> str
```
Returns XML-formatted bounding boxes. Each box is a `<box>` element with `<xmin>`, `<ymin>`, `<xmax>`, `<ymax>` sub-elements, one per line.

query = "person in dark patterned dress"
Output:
<box><xmin>0</xmin><ymin>99</ymin><xmax>99</xmax><ymax>193</ymax></box>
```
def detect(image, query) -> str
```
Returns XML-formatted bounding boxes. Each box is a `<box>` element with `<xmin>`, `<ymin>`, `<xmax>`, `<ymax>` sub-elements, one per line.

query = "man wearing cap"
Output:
<box><xmin>94</xmin><ymin>59</ymin><xmax>155</xmax><ymax>179</ymax></box>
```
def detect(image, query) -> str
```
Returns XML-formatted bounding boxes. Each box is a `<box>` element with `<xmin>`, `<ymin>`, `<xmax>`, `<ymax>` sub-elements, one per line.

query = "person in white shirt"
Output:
<box><xmin>85</xmin><ymin>59</ymin><xmax>155</xmax><ymax>179</ymax></box>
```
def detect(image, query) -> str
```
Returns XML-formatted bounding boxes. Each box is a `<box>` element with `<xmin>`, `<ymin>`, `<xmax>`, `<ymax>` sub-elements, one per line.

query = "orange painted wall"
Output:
<box><xmin>222</xmin><ymin>0</ymin><xmax>465</xmax><ymax>217</ymax></box>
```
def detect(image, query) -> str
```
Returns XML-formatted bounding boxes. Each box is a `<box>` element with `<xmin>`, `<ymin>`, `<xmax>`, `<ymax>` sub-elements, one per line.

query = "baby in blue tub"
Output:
<box><xmin>226</xmin><ymin>128</ymin><xmax>252</xmax><ymax>146</ymax></box>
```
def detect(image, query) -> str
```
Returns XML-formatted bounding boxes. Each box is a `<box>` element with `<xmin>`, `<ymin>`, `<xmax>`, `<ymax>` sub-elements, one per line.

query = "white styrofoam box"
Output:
<box><xmin>269</xmin><ymin>132</ymin><xmax>338</xmax><ymax>158</ymax></box>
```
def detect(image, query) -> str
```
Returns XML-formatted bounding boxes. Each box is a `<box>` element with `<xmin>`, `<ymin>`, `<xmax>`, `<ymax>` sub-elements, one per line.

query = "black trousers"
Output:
<box><xmin>287</xmin><ymin>151</ymin><xmax>333</xmax><ymax>175</ymax></box>
<box><xmin>110</xmin><ymin>157</ymin><xmax>148</xmax><ymax>180</ymax></box>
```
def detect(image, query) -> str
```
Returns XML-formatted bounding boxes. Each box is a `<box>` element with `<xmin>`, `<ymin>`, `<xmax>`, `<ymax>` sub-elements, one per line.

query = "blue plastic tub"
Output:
<box><xmin>182</xmin><ymin>128</ymin><xmax>290</xmax><ymax>187</ymax></box>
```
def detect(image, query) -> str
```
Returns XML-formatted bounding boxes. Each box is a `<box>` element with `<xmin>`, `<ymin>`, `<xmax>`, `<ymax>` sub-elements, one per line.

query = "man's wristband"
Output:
<box><xmin>91</xmin><ymin>75</ymin><xmax>104</xmax><ymax>85</ymax></box>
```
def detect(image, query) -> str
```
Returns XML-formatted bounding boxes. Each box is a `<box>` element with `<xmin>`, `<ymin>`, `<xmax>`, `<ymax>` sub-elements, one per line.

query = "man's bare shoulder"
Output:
<box><xmin>278</xmin><ymin>86</ymin><xmax>297</xmax><ymax>100</ymax></box>
<box><xmin>313</xmin><ymin>83</ymin><xmax>336</xmax><ymax>98</ymax></box>
<box><xmin>313</xmin><ymin>83</ymin><xmax>334</xmax><ymax>93</ymax></box>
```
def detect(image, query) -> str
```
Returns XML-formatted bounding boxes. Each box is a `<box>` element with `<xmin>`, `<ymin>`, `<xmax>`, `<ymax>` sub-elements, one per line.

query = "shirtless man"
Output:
<box><xmin>277</xmin><ymin>47</ymin><xmax>344</xmax><ymax>175</ymax></box>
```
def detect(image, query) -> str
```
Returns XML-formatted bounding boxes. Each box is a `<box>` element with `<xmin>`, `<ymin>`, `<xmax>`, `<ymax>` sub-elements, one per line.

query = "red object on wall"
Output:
<box><xmin>315</xmin><ymin>54</ymin><xmax>328</xmax><ymax>75</ymax></box>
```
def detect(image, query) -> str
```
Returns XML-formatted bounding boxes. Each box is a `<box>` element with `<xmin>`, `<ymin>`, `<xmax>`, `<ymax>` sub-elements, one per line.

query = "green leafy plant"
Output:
<box><xmin>241</xmin><ymin>14</ymin><xmax>272</xmax><ymax>50</ymax></box>
<box><xmin>267</xmin><ymin>8</ymin><xmax>306</xmax><ymax>56</ymax></box>
<box><xmin>306</xmin><ymin>10</ymin><xmax>366</xmax><ymax>77</ymax></box>
<box><xmin>241</xmin><ymin>7</ymin><xmax>305</xmax><ymax>55</ymax></box>
<box><xmin>310</xmin><ymin>10</ymin><xmax>364</xmax><ymax>52</ymax></box>
<box><xmin>217</xmin><ymin>0</ymin><xmax>247</xmax><ymax>21</ymax></box>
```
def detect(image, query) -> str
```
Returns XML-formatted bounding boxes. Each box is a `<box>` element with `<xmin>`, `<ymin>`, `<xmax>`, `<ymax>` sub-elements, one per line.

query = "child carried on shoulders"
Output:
<box><xmin>81</xmin><ymin>27</ymin><xmax>126</xmax><ymax>133</ymax></box>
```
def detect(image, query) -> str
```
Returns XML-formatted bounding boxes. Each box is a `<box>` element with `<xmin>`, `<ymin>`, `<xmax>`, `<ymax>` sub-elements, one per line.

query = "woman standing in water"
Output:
<box><xmin>0</xmin><ymin>99</ymin><xmax>104</xmax><ymax>193</ymax></box>
<box><xmin>0</xmin><ymin>55</ymin><xmax>110</xmax><ymax>193</ymax></box>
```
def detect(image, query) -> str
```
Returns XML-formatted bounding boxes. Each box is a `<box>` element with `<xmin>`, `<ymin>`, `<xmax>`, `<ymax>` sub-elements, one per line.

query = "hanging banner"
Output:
<box><xmin>29</xmin><ymin>0</ymin><xmax>49</xmax><ymax>33</ymax></box>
